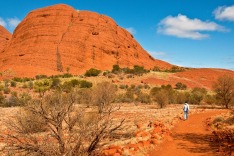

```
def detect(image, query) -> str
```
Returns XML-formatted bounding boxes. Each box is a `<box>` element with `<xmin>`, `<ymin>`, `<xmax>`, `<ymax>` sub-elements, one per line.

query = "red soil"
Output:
<box><xmin>142</xmin><ymin>68</ymin><xmax>234</xmax><ymax>90</ymax></box>
<box><xmin>149</xmin><ymin>109</ymin><xmax>229</xmax><ymax>156</ymax></box>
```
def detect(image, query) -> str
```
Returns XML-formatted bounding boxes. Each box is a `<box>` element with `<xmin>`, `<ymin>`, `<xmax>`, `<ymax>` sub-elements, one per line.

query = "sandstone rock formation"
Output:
<box><xmin>0</xmin><ymin>4</ymin><xmax>172</xmax><ymax>77</ymax></box>
<box><xmin>0</xmin><ymin>25</ymin><xmax>11</xmax><ymax>52</ymax></box>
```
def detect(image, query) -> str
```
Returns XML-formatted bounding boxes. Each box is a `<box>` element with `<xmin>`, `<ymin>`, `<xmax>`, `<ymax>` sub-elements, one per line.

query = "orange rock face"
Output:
<box><xmin>0</xmin><ymin>4</ymin><xmax>171</xmax><ymax>77</ymax></box>
<box><xmin>0</xmin><ymin>25</ymin><xmax>11</xmax><ymax>52</ymax></box>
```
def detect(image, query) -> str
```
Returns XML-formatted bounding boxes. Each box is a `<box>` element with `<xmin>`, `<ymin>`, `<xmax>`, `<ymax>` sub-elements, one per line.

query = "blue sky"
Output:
<box><xmin>0</xmin><ymin>0</ymin><xmax>234</xmax><ymax>70</ymax></box>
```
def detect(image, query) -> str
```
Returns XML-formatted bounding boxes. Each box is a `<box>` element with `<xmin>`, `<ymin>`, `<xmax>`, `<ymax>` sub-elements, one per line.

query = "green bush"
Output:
<box><xmin>189</xmin><ymin>87</ymin><xmax>207</xmax><ymax>104</ymax></box>
<box><xmin>34</xmin><ymin>79</ymin><xmax>51</xmax><ymax>96</ymax></box>
<box><xmin>22</xmin><ymin>83</ymin><xmax>28</xmax><ymax>88</ymax></box>
<box><xmin>79</xmin><ymin>80</ymin><xmax>92</xmax><ymax>88</ymax></box>
<box><xmin>112</xmin><ymin>64</ymin><xmax>121</xmax><ymax>74</ymax></box>
<box><xmin>0</xmin><ymin>85</ymin><xmax>4</xmax><ymax>91</ymax></box>
<box><xmin>51</xmin><ymin>78</ymin><xmax>61</xmax><ymax>89</ymax></box>
<box><xmin>204</xmin><ymin>94</ymin><xmax>216</xmax><ymax>105</ymax></box>
<box><xmin>28</xmin><ymin>81</ymin><xmax>34</xmax><ymax>90</ymax></box>
<box><xmin>10</xmin><ymin>81</ymin><xmax>17</xmax><ymax>87</ymax></box>
<box><xmin>62</xmin><ymin>73</ymin><xmax>73</xmax><ymax>78</ymax></box>
<box><xmin>136</xmin><ymin>92</ymin><xmax>151</xmax><ymax>104</ymax></box>
<box><xmin>12</xmin><ymin>77</ymin><xmax>23</xmax><ymax>82</ymax></box>
<box><xmin>3</xmin><ymin>87</ymin><xmax>10</xmax><ymax>94</ymax></box>
<box><xmin>84</xmin><ymin>68</ymin><xmax>101</xmax><ymax>77</ymax></box>
<box><xmin>0</xmin><ymin>92</ymin><xmax>6</xmax><ymax>106</ymax></box>
<box><xmin>35</xmin><ymin>75</ymin><xmax>48</xmax><ymax>80</ymax></box>
<box><xmin>213</xmin><ymin>116</ymin><xmax>224</xmax><ymax>124</ymax></box>
<box><xmin>175</xmin><ymin>82</ymin><xmax>187</xmax><ymax>90</ymax></box>
<box><xmin>119</xmin><ymin>84</ymin><xmax>128</xmax><ymax>89</ymax></box>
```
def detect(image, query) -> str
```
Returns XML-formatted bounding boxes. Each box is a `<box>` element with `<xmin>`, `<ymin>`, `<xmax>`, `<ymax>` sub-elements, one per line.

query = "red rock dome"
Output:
<box><xmin>0</xmin><ymin>25</ymin><xmax>11</xmax><ymax>52</ymax></box>
<box><xmin>0</xmin><ymin>4</ymin><xmax>172</xmax><ymax>77</ymax></box>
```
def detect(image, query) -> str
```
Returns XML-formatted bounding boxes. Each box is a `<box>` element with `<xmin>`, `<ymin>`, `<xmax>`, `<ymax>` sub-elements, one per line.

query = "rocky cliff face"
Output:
<box><xmin>0</xmin><ymin>4</ymin><xmax>171</xmax><ymax>77</ymax></box>
<box><xmin>0</xmin><ymin>25</ymin><xmax>11</xmax><ymax>52</ymax></box>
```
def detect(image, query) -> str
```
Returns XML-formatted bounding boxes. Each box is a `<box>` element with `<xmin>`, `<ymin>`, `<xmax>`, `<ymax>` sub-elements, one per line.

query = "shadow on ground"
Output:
<box><xmin>172</xmin><ymin>132</ymin><xmax>219</xmax><ymax>155</ymax></box>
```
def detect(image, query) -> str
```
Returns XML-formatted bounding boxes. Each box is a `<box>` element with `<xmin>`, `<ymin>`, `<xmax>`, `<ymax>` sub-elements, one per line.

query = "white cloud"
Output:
<box><xmin>0</xmin><ymin>17</ymin><xmax>7</xmax><ymax>27</ymax></box>
<box><xmin>7</xmin><ymin>17</ymin><xmax>21</xmax><ymax>29</ymax></box>
<box><xmin>0</xmin><ymin>17</ymin><xmax>21</xmax><ymax>32</ymax></box>
<box><xmin>214</xmin><ymin>5</ymin><xmax>234</xmax><ymax>21</ymax></box>
<box><xmin>126</xmin><ymin>27</ymin><xmax>136</xmax><ymax>35</ymax></box>
<box><xmin>158</xmin><ymin>14</ymin><xmax>226</xmax><ymax>39</ymax></box>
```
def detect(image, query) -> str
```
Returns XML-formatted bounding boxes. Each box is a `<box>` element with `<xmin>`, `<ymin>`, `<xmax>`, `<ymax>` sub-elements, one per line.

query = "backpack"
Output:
<box><xmin>184</xmin><ymin>104</ymin><xmax>188</xmax><ymax>112</ymax></box>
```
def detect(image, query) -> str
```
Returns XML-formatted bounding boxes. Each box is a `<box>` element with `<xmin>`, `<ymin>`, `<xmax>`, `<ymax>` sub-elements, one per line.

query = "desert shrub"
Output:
<box><xmin>169</xmin><ymin>66</ymin><xmax>185</xmax><ymax>72</ymax></box>
<box><xmin>84</xmin><ymin>68</ymin><xmax>101</xmax><ymax>77</ymax></box>
<box><xmin>10</xmin><ymin>81</ymin><xmax>17</xmax><ymax>87</ymax></box>
<box><xmin>61</xmin><ymin>81</ymin><xmax>73</xmax><ymax>93</ymax></box>
<box><xmin>79</xmin><ymin>80</ymin><xmax>92</xmax><ymax>88</ymax></box>
<box><xmin>19</xmin><ymin>92</ymin><xmax>32</xmax><ymax>103</ymax></box>
<box><xmin>123</xmin><ymin>65</ymin><xmax>148</xmax><ymax>76</ymax></box>
<box><xmin>92</xmin><ymin>81</ymin><xmax>117</xmax><ymax>113</ymax></box>
<box><xmin>35</xmin><ymin>74</ymin><xmax>48</xmax><ymax>80</ymax></box>
<box><xmin>62</xmin><ymin>73</ymin><xmax>73</xmax><ymax>78</ymax></box>
<box><xmin>126</xmin><ymin>74</ymin><xmax>134</xmax><ymax>78</ymax></box>
<box><xmin>107</xmin><ymin>73</ymin><xmax>115</xmax><ymax>78</ymax></box>
<box><xmin>0</xmin><ymin>92</ymin><xmax>6</xmax><ymax>107</ymax></box>
<box><xmin>119</xmin><ymin>84</ymin><xmax>128</xmax><ymax>89</ymax></box>
<box><xmin>150</xmin><ymin>87</ymin><xmax>160</xmax><ymax>96</ymax></box>
<box><xmin>212</xmin><ymin>129</ymin><xmax>234</xmax><ymax>155</ymax></box>
<box><xmin>74</xmin><ymin>88</ymin><xmax>93</xmax><ymax>104</ymax></box>
<box><xmin>130</xmin><ymin>84</ymin><xmax>136</xmax><ymax>89</ymax></box>
<box><xmin>34</xmin><ymin>79</ymin><xmax>51</xmax><ymax>96</ymax></box>
<box><xmin>175</xmin><ymin>82</ymin><xmax>187</xmax><ymax>90</ymax></box>
<box><xmin>154</xmin><ymin>89</ymin><xmax>169</xmax><ymax>108</ymax></box>
<box><xmin>1</xmin><ymin>91</ymin><xmax>125</xmax><ymax>156</ymax></box>
<box><xmin>144</xmin><ymin>84</ymin><xmax>150</xmax><ymax>89</ymax></box>
<box><xmin>70</xmin><ymin>79</ymin><xmax>79</xmax><ymax>87</ymax></box>
<box><xmin>23</xmin><ymin>77</ymin><xmax>34</xmax><ymax>82</ymax></box>
<box><xmin>3</xmin><ymin>87</ymin><xmax>10</xmax><ymax>94</ymax></box>
<box><xmin>5</xmin><ymin>92</ymin><xmax>22</xmax><ymax>107</ymax></box>
<box><xmin>112</xmin><ymin>64</ymin><xmax>121</xmax><ymax>74</ymax></box>
<box><xmin>50</xmin><ymin>77</ymin><xmax>61</xmax><ymax>89</ymax></box>
<box><xmin>213</xmin><ymin>116</ymin><xmax>225</xmax><ymax>124</ymax></box>
<box><xmin>174</xmin><ymin>91</ymin><xmax>190</xmax><ymax>104</ymax></box>
<box><xmin>115</xmin><ymin>91</ymin><xmax>134</xmax><ymax>103</ymax></box>
<box><xmin>224</xmin><ymin>116</ymin><xmax>234</xmax><ymax>125</ymax></box>
<box><xmin>136</xmin><ymin>92</ymin><xmax>151</xmax><ymax>104</ymax></box>
<box><xmin>62</xmin><ymin>79</ymin><xmax>92</xmax><ymax>92</ymax></box>
<box><xmin>22</xmin><ymin>83</ymin><xmax>28</xmax><ymax>88</ymax></box>
<box><xmin>152</xmin><ymin>66</ymin><xmax>161</xmax><ymax>71</ymax></box>
<box><xmin>28</xmin><ymin>80</ymin><xmax>34</xmax><ymax>89</ymax></box>
<box><xmin>4</xmin><ymin>79</ymin><xmax>10</xmax><ymax>88</ymax></box>
<box><xmin>137</xmin><ymin>84</ymin><xmax>143</xmax><ymax>89</ymax></box>
<box><xmin>204</xmin><ymin>94</ymin><xmax>216</xmax><ymax>105</ymax></box>
<box><xmin>189</xmin><ymin>87</ymin><xmax>207</xmax><ymax>104</ymax></box>
<box><xmin>12</xmin><ymin>77</ymin><xmax>23</xmax><ymax>82</ymax></box>
<box><xmin>0</xmin><ymin>85</ymin><xmax>4</xmax><ymax>91</ymax></box>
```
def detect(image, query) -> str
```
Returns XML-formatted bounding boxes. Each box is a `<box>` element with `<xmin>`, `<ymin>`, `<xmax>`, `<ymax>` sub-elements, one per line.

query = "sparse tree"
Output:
<box><xmin>1</xmin><ymin>88</ymin><xmax>124</xmax><ymax>155</ymax></box>
<box><xmin>213</xmin><ymin>75</ymin><xmax>234</xmax><ymax>109</ymax></box>
<box><xmin>154</xmin><ymin>89</ymin><xmax>169</xmax><ymax>108</ymax></box>
<box><xmin>92</xmin><ymin>81</ymin><xmax>117</xmax><ymax>113</ymax></box>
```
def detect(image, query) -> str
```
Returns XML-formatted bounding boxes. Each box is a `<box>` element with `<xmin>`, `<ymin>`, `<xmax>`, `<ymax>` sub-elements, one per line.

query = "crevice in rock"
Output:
<box><xmin>56</xmin><ymin>12</ymin><xmax>75</xmax><ymax>72</ymax></box>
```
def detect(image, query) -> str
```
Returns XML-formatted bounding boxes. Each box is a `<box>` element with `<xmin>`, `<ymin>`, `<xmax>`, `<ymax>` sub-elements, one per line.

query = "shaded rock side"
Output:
<box><xmin>0</xmin><ymin>4</ymin><xmax>172</xmax><ymax>77</ymax></box>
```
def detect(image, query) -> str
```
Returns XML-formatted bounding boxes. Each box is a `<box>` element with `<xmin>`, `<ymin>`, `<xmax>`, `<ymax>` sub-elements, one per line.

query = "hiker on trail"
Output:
<box><xmin>183</xmin><ymin>102</ymin><xmax>189</xmax><ymax>120</ymax></box>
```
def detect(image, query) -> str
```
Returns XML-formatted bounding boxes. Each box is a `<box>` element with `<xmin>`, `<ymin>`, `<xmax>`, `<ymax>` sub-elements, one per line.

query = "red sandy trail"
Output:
<box><xmin>149</xmin><ymin>110</ymin><xmax>228</xmax><ymax>156</ymax></box>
